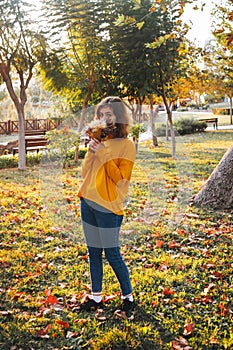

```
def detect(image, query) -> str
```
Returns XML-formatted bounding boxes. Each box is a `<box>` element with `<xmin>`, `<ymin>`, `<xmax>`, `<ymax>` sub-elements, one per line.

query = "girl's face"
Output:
<box><xmin>98</xmin><ymin>106</ymin><xmax>116</xmax><ymax>125</ymax></box>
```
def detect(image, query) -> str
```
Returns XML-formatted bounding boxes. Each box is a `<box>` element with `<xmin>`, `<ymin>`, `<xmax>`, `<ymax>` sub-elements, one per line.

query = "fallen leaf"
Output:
<box><xmin>164</xmin><ymin>287</ymin><xmax>175</xmax><ymax>295</ymax></box>
<box><xmin>56</xmin><ymin>320</ymin><xmax>69</xmax><ymax>329</ymax></box>
<box><xmin>184</xmin><ymin>321</ymin><xmax>195</xmax><ymax>336</ymax></box>
<box><xmin>44</xmin><ymin>295</ymin><xmax>59</xmax><ymax>305</ymax></box>
<box><xmin>156</xmin><ymin>240</ymin><xmax>165</xmax><ymax>248</ymax></box>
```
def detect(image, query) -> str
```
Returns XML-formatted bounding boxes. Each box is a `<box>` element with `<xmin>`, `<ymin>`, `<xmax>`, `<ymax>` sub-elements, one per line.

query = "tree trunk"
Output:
<box><xmin>18</xmin><ymin>110</ymin><xmax>26</xmax><ymax>170</ymax></box>
<box><xmin>194</xmin><ymin>144</ymin><xmax>233</xmax><ymax>209</ymax></box>
<box><xmin>161</xmin><ymin>86</ymin><xmax>176</xmax><ymax>159</ymax></box>
<box><xmin>74</xmin><ymin>86</ymin><xmax>94</xmax><ymax>162</ymax></box>
<box><xmin>167</xmin><ymin>110</ymin><xmax>176</xmax><ymax>159</ymax></box>
<box><xmin>149</xmin><ymin>98</ymin><xmax>158</xmax><ymax>146</ymax></box>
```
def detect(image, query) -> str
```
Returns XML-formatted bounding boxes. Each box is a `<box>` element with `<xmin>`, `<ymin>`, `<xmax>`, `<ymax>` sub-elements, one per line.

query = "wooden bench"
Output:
<box><xmin>198</xmin><ymin>117</ymin><xmax>218</xmax><ymax>129</ymax></box>
<box><xmin>25</xmin><ymin>130</ymin><xmax>46</xmax><ymax>136</ymax></box>
<box><xmin>12</xmin><ymin>136</ymin><xmax>48</xmax><ymax>155</ymax></box>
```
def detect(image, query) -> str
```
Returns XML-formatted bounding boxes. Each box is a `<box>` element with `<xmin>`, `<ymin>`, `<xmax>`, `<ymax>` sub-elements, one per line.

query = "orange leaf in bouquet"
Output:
<box><xmin>85</xmin><ymin>120</ymin><xmax>116</xmax><ymax>141</ymax></box>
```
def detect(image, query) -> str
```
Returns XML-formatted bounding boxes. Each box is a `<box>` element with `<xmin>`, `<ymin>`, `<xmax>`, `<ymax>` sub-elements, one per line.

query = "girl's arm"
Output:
<box><xmin>95</xmin><ymin>142</ymin><xmax>136</xmax><ymax>184</ymax></box>
<box><xmin>81</xmin><ymin>150</ymin><xmax>95</xmax><ymax>178</ymax></box>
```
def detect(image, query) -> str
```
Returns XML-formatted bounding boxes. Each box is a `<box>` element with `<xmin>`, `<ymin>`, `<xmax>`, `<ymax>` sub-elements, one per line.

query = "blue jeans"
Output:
<box><xmin>80</xmin><ymin>198</ymin><xmax>132</xmax><ymax>296</ymax></box>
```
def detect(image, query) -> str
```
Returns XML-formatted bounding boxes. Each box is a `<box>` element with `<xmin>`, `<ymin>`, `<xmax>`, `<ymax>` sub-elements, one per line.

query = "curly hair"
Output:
<box><xmin>95</xmin><ymin>96</ymin><xmax>132</xmax><ymax>138</ymax></box>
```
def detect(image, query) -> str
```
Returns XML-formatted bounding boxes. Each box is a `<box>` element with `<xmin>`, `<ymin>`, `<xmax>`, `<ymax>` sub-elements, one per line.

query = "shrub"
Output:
<box><xmin>156</xmin><ymin>124</ymin><xmax>170</xmax><ymax>137</ymax></box>
<box><xmin>0</xmin><ymin>155</ymin><xmax>19</xmax><ymax>168</ymax></box>
<box><xmin>66</xmin><ymin>147</ymin><xmax>87</xmax><ymax>160</ymax></box>
<box><xmin>155</xmin><ymin>118</ymin><xmax>207</xmax><ymax>136</ymax></box>
<box><xmin>131</xmin><ymin>123</ymin><xmax>146</xmax><ymax>141</ymax></box>
<box><xmin>174</xmin><ymin>117</ymin><xmax>207</xmax><ymax>135</ymax></box>
<box><xmin>0</xmin><ymin>148</ymin><xmax>87</xmax><ymax>169</ymax></box>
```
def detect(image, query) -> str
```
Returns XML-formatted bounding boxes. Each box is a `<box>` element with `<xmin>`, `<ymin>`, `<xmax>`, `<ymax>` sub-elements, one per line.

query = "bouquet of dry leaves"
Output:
<box><xmin>85</xmin><ymin>120</ymin><xmax>116</xmax><ymax>141</ymax></box>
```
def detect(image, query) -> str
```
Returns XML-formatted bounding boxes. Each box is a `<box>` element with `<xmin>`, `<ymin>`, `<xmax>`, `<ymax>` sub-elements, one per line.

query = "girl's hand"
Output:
<box><xmin>88</xmin><ymin>138</ymin><xmax>104</xmax><ymax>153</ymax></box>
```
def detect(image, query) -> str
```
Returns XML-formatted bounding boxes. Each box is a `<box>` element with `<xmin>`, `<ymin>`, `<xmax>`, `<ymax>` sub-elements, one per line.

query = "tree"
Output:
<box><xmin>193</xmin><ymin>0</ymin><xmax>233</xmax><ymax>210</ymax></box>
<box><xmin>211</xmin><ymin>1</ymin><xmax>233</xmax><ymax>124</ymax></box>
<box><xmin>143</xmin><ymin>1</ymin><xmax>191</xmax><ymax>158</ymax></box>
<box><xmin>40</xmin><ymin>0</ymin><xmax>114</xmax><ymax>118</ymax></box>
<box><xmin>40</xmin><ymin>0</ymin><xmax>118</xmax><ymax>160</ymax></box>
<box><xmin>115</xmin><ymin>0</ymin><xmax>196</xmax><ymax>158</ymax></box>
<box><xmin>193</xmin><ymin>144</ymin><xmax>233</xmax><ymax>209</ymax></box>
<box><xmin>0</xmin><ymin>0</ymin><xmax>46</xmax><ymax>170</ymax></box>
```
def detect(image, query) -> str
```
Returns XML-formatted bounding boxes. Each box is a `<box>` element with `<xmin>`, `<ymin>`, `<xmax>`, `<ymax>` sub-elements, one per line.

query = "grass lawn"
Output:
<box><xmin>0</xmin><ymin>130</ymin><xmax>232</xmax><ymax>349</ymax></box>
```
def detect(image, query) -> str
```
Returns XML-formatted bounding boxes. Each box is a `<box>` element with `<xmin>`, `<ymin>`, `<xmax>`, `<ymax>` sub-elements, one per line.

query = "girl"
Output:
<box><xmin>78</xmin><ymin>96</ymin><xmax>136</xmax><ymax>315</ymax></box>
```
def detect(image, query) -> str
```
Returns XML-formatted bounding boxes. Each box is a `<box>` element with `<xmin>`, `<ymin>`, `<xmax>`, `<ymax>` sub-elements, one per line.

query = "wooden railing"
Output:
<box><xmin>0</xmin><ymin>118</ymin><xmax>62</xmax><ymax>135</ymax></box>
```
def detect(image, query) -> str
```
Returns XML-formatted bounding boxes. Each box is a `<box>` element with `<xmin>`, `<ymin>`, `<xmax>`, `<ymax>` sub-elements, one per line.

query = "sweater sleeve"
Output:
<box><xmin>81</xmin><ymin>150</ymin><xmax>95</xmax><ymax>178</ymax></box>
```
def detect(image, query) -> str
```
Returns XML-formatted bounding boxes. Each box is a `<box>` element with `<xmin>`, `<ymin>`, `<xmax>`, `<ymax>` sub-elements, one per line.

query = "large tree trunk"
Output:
<box><xmin>194</xmin><ymin>144</ymin><xmax>233</xmax><ymax>209</ymax></box>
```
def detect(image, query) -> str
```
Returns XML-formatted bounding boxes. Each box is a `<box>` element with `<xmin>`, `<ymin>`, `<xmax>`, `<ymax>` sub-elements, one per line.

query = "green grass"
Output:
<box><xmin>0</xmin><ymin>131</ymin><xmax>233</xmax><ymax>349</ymax></box>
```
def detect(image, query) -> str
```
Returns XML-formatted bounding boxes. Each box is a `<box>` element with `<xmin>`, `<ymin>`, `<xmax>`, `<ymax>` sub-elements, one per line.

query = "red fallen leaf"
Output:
<box><xmin>44</xmin><ymin>289</ymin><xmax>52</xmax><ymax>296</ymax></box>
<box><xmin>79</xmin><ymin>254</ymin><xmax>88</xmax><ymax>260</ymax></box>
<box><xmin>168</xmin><ymin>241</ymin><xmax>180</xmax><ymax>249</ymax></box>
<box><xmin>218</xmin><ymin>303</ymin><xmax>230</xmax><ymax>316</ymax></box>
<box><xmin>174</xmin><ymin>228</ymin><xmax>187</xmax><ymax>235</ymax></box>
<box><xmin>37</xmin><ymin>324</ymin><xmax>52</xmax><ymax>336</ymax></box>
<box><xmin>156</xmin><ymin>240</ymin><xmax>165</xmax><ymax>248</ymax></box>
<box><xmin>65</xmin><ymin>197</ymin><xmax>72</xmax><ymax>203</ymax></box>
<box><xmin>44</xmin><ymin>295</ymin><xmax>59</xmax><ymax>305</ymax></box>
<box><xmin>210</xmin><ymin>337</ymin><xmax>219</xmax><ymax>344</ymax></box>
<box><xmin>195</xmin><ymin>296</ymin><xmax>213</xmax><ymax>304</ymax></box>
<box><xmin>41</xmin><ymin>263</ymin><xmax>49</xmax><ymax>269</ymax></box>
<box><xmin>221</xmin><ymin>293</ymin><xmax>227</xmax><ymax>300</ymax></box>
<box><xmin>12</xmin><ymin>292</ymin><xmax>25</xmax><ymax>300</ymax></box>
<box><xmin>56</xmin><ymin>320</ymin><xmax>69</xmax><ymax>329</ymax></box>
<box><xmin>184</xmin><ymin>321</ymin><xmax>195</xmax><ymax>336</ymax></box>
<box><xmin>164</xmin><ymin>287</ymin><xmax>175</xmax><ymax>295</ymax></box>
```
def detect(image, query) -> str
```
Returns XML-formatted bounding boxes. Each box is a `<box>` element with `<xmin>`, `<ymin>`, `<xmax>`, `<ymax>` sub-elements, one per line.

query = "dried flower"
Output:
<box><xmin>85</xmin><ymin>120</ymin><xmax>116</xmax><ymax>141</ymax></box>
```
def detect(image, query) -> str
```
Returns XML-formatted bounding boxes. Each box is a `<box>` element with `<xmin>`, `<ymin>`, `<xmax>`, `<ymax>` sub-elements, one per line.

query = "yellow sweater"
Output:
<box><xmin>78</xmin><ymin>138</ymin><xmax>136</xmax><ymax>215</ymax></box>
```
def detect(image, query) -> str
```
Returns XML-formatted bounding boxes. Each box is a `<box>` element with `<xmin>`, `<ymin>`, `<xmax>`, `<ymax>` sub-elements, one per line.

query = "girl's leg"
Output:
<box><xmin>104</xmin><ymin>246</ymin><xmax>132</xmax><ymax>297</ymax></box>
<box><xmin>80</xmin><ymin>198</ymin><xmax>103</xmax><ymax>296</ymax></box>
<box><xmin>93</xmin><ymin>206</ymin><xmax>133</xmax><ymax>296</ymax></box>
<box><xmin>87</xmin><ymin>246</ymin><xmax>103</xmax><ymax>294</ymax></box>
